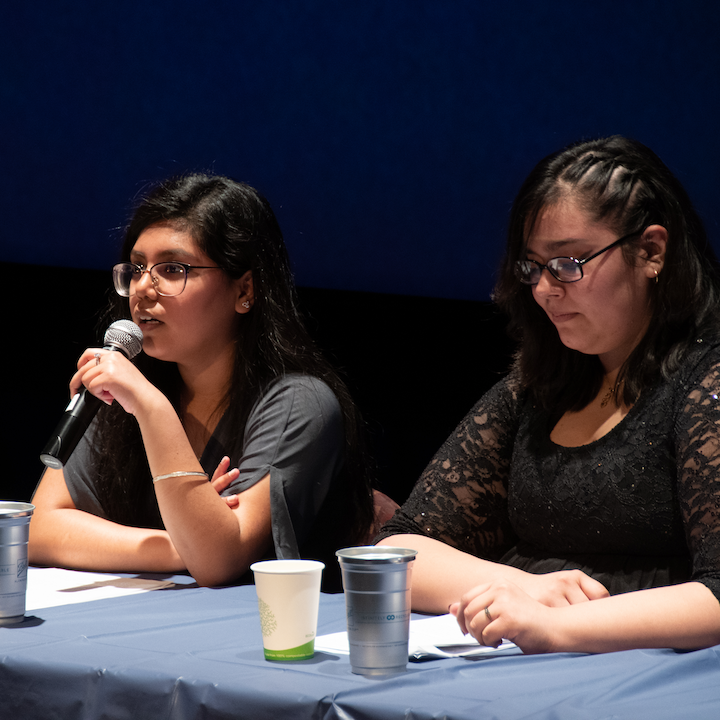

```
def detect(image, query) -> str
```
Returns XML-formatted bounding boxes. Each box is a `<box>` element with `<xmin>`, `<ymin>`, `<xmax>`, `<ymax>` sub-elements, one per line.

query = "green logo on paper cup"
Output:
<box><xmin>258</xmin><ymin>598</ymin><xmax>278</xmax><ymax>637</ymax></box>
<box><xmin>263</xmin><ymin>639</ymin><xmax>315</xmax><ymax>661</ymax></box>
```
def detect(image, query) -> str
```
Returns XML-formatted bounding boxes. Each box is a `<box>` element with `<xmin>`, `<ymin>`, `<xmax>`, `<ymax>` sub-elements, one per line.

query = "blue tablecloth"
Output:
<box><xmin>2</xmin><ymin>576</ymin><xmax>720</xmax><ymax>719</ymax></box>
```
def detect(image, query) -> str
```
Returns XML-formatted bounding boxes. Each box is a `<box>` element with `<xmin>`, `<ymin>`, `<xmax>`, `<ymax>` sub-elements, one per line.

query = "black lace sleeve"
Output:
<box><xmin>375</xmin><ymin>375</ymin><xmax>521</xmax><ymax>560</ymax></box>
<box><xmin>675</xmin><ymin>354</ymin><xmax>720</xmax><ymax>602</ymax></box>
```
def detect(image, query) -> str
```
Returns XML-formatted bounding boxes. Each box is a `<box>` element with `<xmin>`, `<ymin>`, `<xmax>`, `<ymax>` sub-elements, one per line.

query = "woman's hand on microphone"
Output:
<box><xmin>71</xmin><ymin>348</ymin><xmax>161</xmax><ymax>417</ymax></box>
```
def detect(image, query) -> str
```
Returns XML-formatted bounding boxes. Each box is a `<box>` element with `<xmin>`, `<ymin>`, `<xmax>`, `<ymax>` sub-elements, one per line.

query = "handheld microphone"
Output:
<box><xmin>40</xmin><ymin>320</ymin><xmax>144</xmax><ymax>469</ymax></box>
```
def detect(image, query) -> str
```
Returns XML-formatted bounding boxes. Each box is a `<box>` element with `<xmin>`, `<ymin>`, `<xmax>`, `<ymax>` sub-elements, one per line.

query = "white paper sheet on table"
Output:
<box><xmin>25</xmin><ymin>567</ymin><xmax>177</xmax><ymax>611</ymax></box>
<box><xmin>315</xmin><ymin>613</ymin><xmax>519</xmax><ymax>660</ymax></box>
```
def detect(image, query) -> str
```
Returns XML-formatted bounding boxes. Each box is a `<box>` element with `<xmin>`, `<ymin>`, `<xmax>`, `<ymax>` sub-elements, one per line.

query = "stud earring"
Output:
<box><xmin>242</xmin><ymin>301</ymin><xmax>251</xmax><ymax>309</ymax></box>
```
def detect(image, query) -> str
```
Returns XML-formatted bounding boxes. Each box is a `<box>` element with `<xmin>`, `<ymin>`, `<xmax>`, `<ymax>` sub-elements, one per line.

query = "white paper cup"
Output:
<box><xmin>250</xmin><ymin>559</ymin><xmax>324</xmax><ymax>661</ymax></box>
<box><xmin>0</xmin><ymin>502</ymin><xmax>35</xmax><ymax>624</ymax></box>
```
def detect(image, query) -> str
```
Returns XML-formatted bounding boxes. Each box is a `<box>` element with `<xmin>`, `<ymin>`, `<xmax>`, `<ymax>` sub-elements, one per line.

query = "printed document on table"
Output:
<box><xmin>25</xmin><ymin>567</ymin><xmax>178</xmax><ymax>611</ymax></box>
<box><xmin>315</xmin><ymin>613</ymin><xmax>519</xmax><ymax>660</ymax></box>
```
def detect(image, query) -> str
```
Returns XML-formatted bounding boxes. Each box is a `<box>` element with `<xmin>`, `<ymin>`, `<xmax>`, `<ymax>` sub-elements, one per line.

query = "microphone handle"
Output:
<box><xmin>39</xmin><ymin>344</ymin><xmax>126</xmax><ymax>470</ymax></box>
<box><xmin>40</xmin><ymin>390</ymin><xmax>103</xmax><ymax>469</ymax></box>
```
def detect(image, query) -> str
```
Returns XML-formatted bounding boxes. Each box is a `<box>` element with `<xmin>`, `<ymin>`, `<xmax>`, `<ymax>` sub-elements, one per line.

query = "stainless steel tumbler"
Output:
<box><xmin>336</xmin><ymin>546</ymin><xmax>417</xmax><ymax>675</ymax></box>
<box><xmin>0</xmin><ymin>502</ymin><xmax>34</xmax><ymax>624</ymax></box>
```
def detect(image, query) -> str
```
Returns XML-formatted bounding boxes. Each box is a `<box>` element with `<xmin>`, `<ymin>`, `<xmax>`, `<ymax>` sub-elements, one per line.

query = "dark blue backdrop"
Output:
<box><xmin>2</xmin><ymin>1</ymin><xmax>719</xmax><ymax>301</ymax></box>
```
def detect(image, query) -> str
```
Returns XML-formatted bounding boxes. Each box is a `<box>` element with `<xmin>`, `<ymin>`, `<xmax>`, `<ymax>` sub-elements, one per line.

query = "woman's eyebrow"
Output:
<box><xmin>525</xmin><ymin>238</ymin><xmax>586</xmax><ymax>256</ymax></box>
<box><xmin>130</xmin><ymin>248</ymin><xmax>197</xmax><ymax>262</ymax></box>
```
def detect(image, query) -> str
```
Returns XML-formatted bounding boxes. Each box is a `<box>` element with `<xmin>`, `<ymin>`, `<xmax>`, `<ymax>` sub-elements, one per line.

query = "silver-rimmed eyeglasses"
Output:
<box><xmin>112</xmin><ymin>261</ymin><xmax>222</xmax><ymax>297</ymax></box>
<box><xmin>514</xmin><ymin>229</ymin><xmax>644</xmax><ymax>285</ymax></box>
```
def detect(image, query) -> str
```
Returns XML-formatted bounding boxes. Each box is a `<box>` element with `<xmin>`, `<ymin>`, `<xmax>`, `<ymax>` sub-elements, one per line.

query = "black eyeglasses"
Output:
<box><xmin>112</xmin><ymin>261</ymin><xmax>222</xmax><ymax>297</ymax></box>
<box><xmin>514</xmin><ymin>229</ymin><xmax>644</xmax><ymax>285</ymax></box>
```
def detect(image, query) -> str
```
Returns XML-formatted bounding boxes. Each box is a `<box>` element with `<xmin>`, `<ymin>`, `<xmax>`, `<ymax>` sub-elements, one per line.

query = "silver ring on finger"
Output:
<box><xmin>94</xmin><ymin>352</ymin><xmax>101</xmax><ymax>366</ymax></box>
<box><xmin>484</xmin><ymin>606</ymin><xmax>491</xmax><ymax>622</ymax></box>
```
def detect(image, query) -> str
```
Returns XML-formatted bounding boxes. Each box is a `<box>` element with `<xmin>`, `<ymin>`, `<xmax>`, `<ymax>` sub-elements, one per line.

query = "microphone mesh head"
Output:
<box><xmin>104</xmin><ymin>319</ymin><xmax>144</xmax><ymax>359</ymax></box>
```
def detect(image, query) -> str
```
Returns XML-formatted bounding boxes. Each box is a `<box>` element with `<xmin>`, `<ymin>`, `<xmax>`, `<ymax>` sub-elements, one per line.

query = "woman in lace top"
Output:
<box><xmin>376</xmin><ymin>136</ymin><xmax>720</xmax><ymax>654</ymax></box>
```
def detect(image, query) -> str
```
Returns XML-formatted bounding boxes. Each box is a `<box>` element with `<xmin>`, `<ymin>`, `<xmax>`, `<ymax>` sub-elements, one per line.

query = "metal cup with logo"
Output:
<box><xmin>336</xmin><ymin>546</ymin><xmax>417</xmax><ymax>675</ymax></box>
<box><xmin>0</xmin><ymin>502</ymin><xmax>35</xmax><ymax>624</ymax></box>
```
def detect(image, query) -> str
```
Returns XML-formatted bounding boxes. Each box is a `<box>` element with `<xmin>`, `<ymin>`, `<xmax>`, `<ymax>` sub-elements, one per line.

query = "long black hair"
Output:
<box><xmin>493</xmin><ymin>135</ymin><xmax>720</xmax><ymax>414</ymax></box>
<box><xmin>91</xmin><ymin>173</ymin><xmax>374</xmax><ymax>552</ymax></box>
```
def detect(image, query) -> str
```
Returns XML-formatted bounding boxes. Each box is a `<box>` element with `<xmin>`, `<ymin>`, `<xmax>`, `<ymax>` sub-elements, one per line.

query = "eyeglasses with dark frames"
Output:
<box><xmin>112</xmin><ymin>261</ymin><xmax>222</xmax><ymax>298</ymax></box>
<box><xmin>514</xmin><ymin>229</ymin><xmax>645</xmax><ymax>285</ymax></box>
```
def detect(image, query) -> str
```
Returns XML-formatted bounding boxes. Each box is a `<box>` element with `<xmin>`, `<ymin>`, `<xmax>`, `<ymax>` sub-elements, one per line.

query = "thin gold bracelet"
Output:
<box><xmin>152</xmin><ymin>471</ymin><xmax>209</xmax><ymax>484</ymax></box>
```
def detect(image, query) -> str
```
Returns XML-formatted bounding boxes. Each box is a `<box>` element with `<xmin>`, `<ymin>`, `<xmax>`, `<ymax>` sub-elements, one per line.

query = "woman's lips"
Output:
<box><xmin>135</xmin><ymin>315</ymin><xmax>163</xmax><ymax>327</ymax></box>
<box><xmin>548</xmin><ymin>310</ymin><xmax>578</xmax><ymax>323</ymax></box>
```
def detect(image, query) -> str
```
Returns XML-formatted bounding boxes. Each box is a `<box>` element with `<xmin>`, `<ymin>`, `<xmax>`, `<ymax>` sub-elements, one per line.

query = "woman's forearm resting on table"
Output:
<box><xmin>454</xmin><ymin>579</ymin><xmax>720</xmax><ymax>654</ymax></box>
<box><xmin>377</xmin><ymin>534</ymin><xmax>518</xmax><ymax>612</ymax></box>
<box><xmin>30</xmin><ymin>473</ymin><xmax>271</xmax><ymax>586</ymax></box>
<box><xmin>30</xmin><ymin>477</ymin><xmax>271</xmax><ymax>587</ymax></box>
<box><xmin>377</xmin><ymin>533</ymin><xmax>608</xmax><ymax>613</ymax></box>
<box><xmin>28</xmin><ymin>504</ymin><xmax>185</xmax><ymax>573</ymax></box>
<box><xmin>547</xmin><ymin>581</ymin><xmax>720</xmax><ymax>653</ymax></box>
<box><xmin>378</xmin><ymin>534</ymin><xmax>720</xmax><ymax>653</ymax></box>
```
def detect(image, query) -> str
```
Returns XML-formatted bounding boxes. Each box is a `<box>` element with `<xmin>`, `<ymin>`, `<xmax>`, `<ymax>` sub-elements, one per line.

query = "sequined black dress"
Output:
<box><xmin>376</xmin><ymin>338</ymin><xmax>720</xmax><ymax>600</ymax></box>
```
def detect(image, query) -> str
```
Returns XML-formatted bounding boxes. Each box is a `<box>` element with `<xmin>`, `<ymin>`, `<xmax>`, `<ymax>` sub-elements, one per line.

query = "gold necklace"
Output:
<box><xmin>600</xmin><ymin>379</ymin><xmax>622</xmax><ymax>408</ymax></box>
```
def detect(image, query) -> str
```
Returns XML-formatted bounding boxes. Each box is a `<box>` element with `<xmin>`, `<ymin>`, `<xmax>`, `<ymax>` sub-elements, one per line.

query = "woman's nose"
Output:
<box><xmin>532</xmin><ymin>268</ymin><xmax>563</xmax><ymax>298</ymax></box>
<box><xmin>134</xmin><ymin>269</ymin><xmax>158</xmax><ymax>297</ymax></box>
